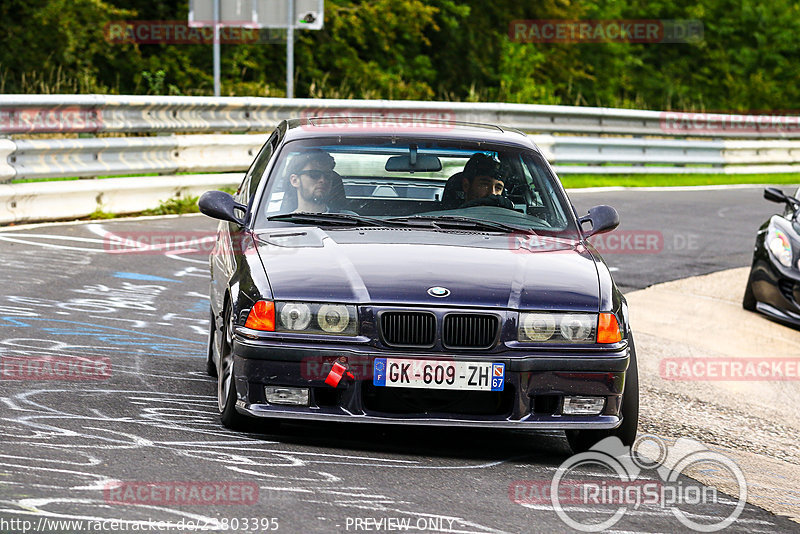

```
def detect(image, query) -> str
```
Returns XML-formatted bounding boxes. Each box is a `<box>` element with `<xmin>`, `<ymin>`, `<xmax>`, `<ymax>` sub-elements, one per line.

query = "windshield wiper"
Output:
<box><xmin>267</xmin><ymin>212</ymin><xmax>389</xmax><ymax>227</ymax></box>
<box><xmin>385</xmin><ymin>215</ymin><xmax>529</xmax><ymax>233</ymax></box>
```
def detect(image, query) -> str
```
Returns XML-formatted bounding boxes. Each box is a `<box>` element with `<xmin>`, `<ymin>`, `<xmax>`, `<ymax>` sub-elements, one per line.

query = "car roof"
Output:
<box><xmin>281</xmin><ymin>117</ymin><xmax>538</xmax><ymax>150</ymax></box>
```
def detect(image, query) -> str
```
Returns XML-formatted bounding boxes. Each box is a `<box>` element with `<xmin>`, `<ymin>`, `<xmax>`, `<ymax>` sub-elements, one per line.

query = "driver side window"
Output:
<box><xmin>237</xmin><ymin>133</ymin><xmax>278</xmax><ymax>206</ymax></box>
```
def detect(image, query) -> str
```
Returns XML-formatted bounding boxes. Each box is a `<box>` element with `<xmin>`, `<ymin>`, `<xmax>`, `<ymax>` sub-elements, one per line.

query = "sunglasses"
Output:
<box><xmin>298</xmin><ymin>169</ymin><xmax>333</xmax><ymax>180</ymax></box>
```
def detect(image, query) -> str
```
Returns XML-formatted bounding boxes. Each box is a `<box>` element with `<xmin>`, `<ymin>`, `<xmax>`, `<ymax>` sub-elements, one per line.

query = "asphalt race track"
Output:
<box><xmin>0</xmin><ymin>186</ymin><xmax>796</xmax><ymax>533</ymax></box>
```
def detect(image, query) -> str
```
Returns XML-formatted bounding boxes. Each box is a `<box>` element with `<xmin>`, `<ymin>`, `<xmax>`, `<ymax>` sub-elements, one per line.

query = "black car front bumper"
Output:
<box><xmin>229</xmin><ymin>335</ymin><xmax>631</xmax><ymax>430</ymax></box>
<box><xmin>750</xmin><ymin>253</ymin><xmax>800</xmax><ymax>328</ymax></box>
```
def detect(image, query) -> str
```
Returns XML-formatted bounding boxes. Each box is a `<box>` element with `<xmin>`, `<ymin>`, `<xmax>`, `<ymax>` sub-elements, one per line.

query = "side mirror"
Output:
<box><xmin>198</xmin><ymin>190</ymin><xmax>246</xmax><ymax>226</ymax></box>
<box><xmin>579</xmin><ymin>205</ymin><xmax>620</xmax><ymax>237</ymax></box>
<box><xmin>764</xmin><ymin>187</ymin><xmax>800</xmax><ymax>210</ymax></box>
<box><xmin>764</xmin><ymin>187</ymin><xmax>788</xmax><ymax>204</ymax></box>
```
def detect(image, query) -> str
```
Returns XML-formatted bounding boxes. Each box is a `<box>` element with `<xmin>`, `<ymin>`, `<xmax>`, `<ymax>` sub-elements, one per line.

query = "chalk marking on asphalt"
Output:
<box><xmin>166</xmin><ymin>251</ymin><xmax>210</xmax><ymax>264</ymax></box>
<box><xmin>0</xmin><ymin>233</ymin><xmax>107</xmax><ymax>243</ymax></box>
<box><xmin>0</xmin><ymin>235</ymin><xmax>104</xmax><ymax>252</ymax></box>
<box><xmin>260</xmin><ymin>486</ymin><xmax>315</xmax><ymax>493</ymax></box>
<box><xmin>3</xmin><ymin>497</ymin><xmax>219</xmax><ymax>526</ymax></box>
<box><xmin>517</xmin><ymin>502</ymin><xmax>772</xmax><ymax>524</ymax></box>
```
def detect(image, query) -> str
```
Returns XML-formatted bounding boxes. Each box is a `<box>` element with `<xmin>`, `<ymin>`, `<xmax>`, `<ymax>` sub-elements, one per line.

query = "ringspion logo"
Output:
<box><xmin>512</xmin><ymin>436</ymin><xmax>746</xmax><ymax>532</ymax></box>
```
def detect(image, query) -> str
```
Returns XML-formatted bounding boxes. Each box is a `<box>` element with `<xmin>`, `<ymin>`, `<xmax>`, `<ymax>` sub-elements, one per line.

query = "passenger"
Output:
<box><xmin>460</xmin><ymin>153</ymin><xmax>514</xmax><ymax>209</ymax></box>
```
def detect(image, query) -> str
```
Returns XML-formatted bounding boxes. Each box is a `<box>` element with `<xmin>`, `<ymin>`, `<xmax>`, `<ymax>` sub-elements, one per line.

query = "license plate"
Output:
<box><xmin>373</xmin><ymin>358</ymin><xmax>504</xmax><ymax>391</ymax></box>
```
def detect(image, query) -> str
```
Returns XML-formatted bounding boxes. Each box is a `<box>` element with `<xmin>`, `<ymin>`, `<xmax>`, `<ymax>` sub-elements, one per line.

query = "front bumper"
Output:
<box><xmin>750</xmin><ymin>255</ymin><xmax>800</xmax><ymax>327</ymax></box>
<box><xmin>230</xmin><ymin>337</ymin><xmax>631</xmax><ymax>430</ymax></box>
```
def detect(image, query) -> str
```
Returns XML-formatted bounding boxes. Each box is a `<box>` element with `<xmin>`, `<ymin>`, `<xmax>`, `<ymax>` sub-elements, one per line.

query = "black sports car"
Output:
<box><xmin>198</xmin><ymin>117</ymin><xmax>638</xmax><ymax>453</ymax></box>
<box><xmin>743</xmin><ymin>186</ymin><xmax>800</xmax><ymax>327</ymax></box>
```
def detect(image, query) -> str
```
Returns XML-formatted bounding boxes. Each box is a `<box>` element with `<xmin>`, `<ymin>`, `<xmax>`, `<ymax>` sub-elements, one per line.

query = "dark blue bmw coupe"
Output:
<box><xmin>198</xmin><ymin>117</ymin><xmax>638</xmax><ymax>453</ymax></box>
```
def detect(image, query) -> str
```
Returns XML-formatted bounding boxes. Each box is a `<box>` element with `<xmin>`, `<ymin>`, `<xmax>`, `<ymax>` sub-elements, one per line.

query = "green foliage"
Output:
<box><xmin>87</xmin><ymin>207</ymin><xmax>117</xmax><ymax>219</ymax></box>
<box><xmin>141</xmin><ymin>69</ymin><xmax>166</xmax><ymax>94</ymax></box>
<box><xmin>1</xmin><ymin>0</ymin><xmax>799</xmax><ymax>111</ymax></box>
<box><xmin>141</xmin><ymin>194</ymin><xmax>200</xmax><ymax>216</ymax></box>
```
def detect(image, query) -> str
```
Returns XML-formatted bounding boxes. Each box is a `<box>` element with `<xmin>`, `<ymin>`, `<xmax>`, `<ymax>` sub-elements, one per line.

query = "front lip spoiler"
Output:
<box><xmin>756</xmin><ymin>301</ymin><xmax>800</xmax><ymax>327</ymax></box>
<box><xmin>236</xmin><ymin>403</ymin><xmax>621</xmax><ymax>430</ymax></box>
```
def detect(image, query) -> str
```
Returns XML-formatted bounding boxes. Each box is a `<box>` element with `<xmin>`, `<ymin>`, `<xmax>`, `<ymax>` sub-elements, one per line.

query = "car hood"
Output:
<box><xmin>254</xmin><ymin>228</ymin><xmax>600</xmax><ymax>311</ymax></box>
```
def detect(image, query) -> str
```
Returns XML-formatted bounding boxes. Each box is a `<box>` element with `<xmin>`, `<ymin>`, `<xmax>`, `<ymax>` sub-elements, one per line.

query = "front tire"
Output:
<box><xmin>217</xmin><ymin>302</ymin><xmax>250</xmax><ymax>430</ymax></box>
<box><xmin>565</xmin><ymin>333</ymin><xmax>639</xmax><ymax>454</ymax></box>
<box><xmin>206</xmin><ymin>307</ymin><xmax>217</xmax><ymax>378</ymax></box>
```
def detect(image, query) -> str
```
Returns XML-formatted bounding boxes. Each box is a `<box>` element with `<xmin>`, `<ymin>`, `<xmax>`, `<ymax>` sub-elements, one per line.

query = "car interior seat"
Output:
<box><xmin>439</xmin><ymin>172</ymin><xmax>466</xmax><ymax>209</ymax></box>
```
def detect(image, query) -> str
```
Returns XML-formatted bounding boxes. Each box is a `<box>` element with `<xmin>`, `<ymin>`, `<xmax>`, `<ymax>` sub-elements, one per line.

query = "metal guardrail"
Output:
<box><xmin>1</xmin><ymin>95</ymin><xmax>799</xmax><ymax>224</ymax></box>
<box><xmin>8</xmin><ymin>134</ymin><xmax>267</xmax><ymax>180</ymax></box>
<box><xmin>3</xmin><ymin>95</ymin><xmax>800</xmax><ymax>138</ymax></box>
<box><xmin>4</xmin><ymin>133</ymin><xmax>800</xmax><ymax>182</ymax></box>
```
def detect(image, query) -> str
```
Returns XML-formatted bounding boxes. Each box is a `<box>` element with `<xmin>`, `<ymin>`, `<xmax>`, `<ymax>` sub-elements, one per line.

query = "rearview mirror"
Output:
<box><xmin>579</xmin><ymin>205</ymin><xmax>620</xmax><ymax>237</ymax></box>
<box><xmin>385</xmin><ymin>154</ymin><xmax>442</xmax><ymax>172</ymax></box>
<box><xmin>198</xmin><ymin>190</ymin><xmax>246</xmax><ymax>226</ymax></box>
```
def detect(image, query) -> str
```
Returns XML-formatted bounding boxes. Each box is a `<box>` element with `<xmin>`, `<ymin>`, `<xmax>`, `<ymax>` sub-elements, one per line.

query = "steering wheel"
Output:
<box><xmin>460</xmin><ymin>194</ymin><xmax>517</xmax><ymax>210</ymax></box>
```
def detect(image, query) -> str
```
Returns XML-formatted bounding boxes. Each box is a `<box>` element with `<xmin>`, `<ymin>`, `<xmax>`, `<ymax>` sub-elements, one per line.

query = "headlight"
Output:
<box><xmin>520</xmin><ymin>313</ymin><xmax>557</xmax><ymax>341</ymax></box>
<box><xmin>519</xmin><ymin>312</ymin><xmax>620</xmax><ymax>343</ymax></box>
<box><xmin>519</xmin><ymin>312</ymin><xmax>596</xmax><ymax>343</ymax></box>
<box><xmin>275</xmin><ymin>301</ymin><xmax>357</xmax><ymax>336</ymax></box>
<box><xmin>317</xmin><ymin>304</ymin><xmax>351</xmax><ymax>333</ymax></box>
<box><xmin>767</xmin><ymin>225</ymin><xmax>793</xmax><ymax>268</ymax></box>
<box><xmin>279</xmin><ymin>302</ymin><xmax>312</xmax><ymax>330</ymax></box>
<box><xmin>559</xmin><ymin>314</ymin><xmax>595</xmax><ymax>341</ymax></box>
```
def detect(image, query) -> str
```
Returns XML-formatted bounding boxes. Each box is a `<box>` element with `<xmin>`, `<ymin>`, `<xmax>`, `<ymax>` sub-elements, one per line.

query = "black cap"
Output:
<box><xmin>463</xmin><ymin>153</ymin><xmax>507</xmax><ymax>184</ymax></box>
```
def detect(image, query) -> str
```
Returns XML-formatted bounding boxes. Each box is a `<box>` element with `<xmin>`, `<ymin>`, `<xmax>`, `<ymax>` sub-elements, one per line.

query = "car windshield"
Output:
<box><xmin>253</xmin><ymin>137</ymin><xmax>579</xmax><ymax>238</ymax></box>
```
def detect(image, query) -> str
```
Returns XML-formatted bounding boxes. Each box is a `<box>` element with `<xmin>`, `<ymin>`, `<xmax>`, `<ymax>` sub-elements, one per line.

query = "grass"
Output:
<box><xmin>559</xmin><ymin>173</ymin><xmax>800</xmax><ymax>188</ymax></box>
<box><xmin>84</xmin><ymin>186</ymin><xmax>237</xmax><ymax>220</ymax></box>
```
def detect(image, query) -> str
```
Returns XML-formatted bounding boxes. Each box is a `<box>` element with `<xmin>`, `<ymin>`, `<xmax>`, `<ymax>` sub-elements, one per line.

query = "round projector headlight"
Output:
<box><xmin>280</xmin><ymin>302</ymin><xmax>311</xmax><ymax>331</ymax></box>
<box><xmin>560</xmin><ymin>314</ymin><xmax>594</xmax><ymax>342</ymax></box>
<box><xmin>317</xmin><ymin>304</ymin><xmax>350</xmax><ymax>333</ymax></box>
<box><xmin>521</xmin><ymin>313</ymin><xmax>556</xmax><ymax>341</ymax></box>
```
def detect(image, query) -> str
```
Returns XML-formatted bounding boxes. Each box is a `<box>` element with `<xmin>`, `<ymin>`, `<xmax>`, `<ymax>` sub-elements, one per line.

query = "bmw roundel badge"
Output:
<box><xmin>427</xmin><ymin>286</ymin><xmax>450</xmax><ymax>298</ymax></box>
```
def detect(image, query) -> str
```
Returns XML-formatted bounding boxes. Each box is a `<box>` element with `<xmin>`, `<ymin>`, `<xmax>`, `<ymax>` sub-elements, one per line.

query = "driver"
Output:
<box><xmin>460</xmin><ymin>153</ymin><xmax>514</xmax><ymax>209</ymax></box>
<box><xmin>288</xmin><ymin>149</ymin><xmax>337</xmax><ymax>213</ymax></box>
